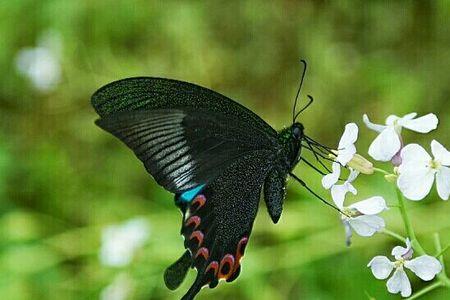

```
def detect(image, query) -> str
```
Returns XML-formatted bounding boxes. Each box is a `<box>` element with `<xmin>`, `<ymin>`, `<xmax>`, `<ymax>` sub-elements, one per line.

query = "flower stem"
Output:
<box><xmin>381</xmin><ymin>228</ymin><xmax>406</xmax><ymax>243</ymax></box>
<box><xmin>373</xmin><ymin>167</ymin><xmax>390</xmax><ymax>175</ymax></box>
<box><xmin>435</xmin><ymin>244</ymin><xmax>450</xmax><ymax>259</ymax></box>
<box><xmin>395</xmin><ymin>188</ymin><xmax>425</xmax><ymax>254</ymax></box>
<box><xmin>406</xmin><ymin>281</ymin><xmax>443</xmax><ymax>300</ymax></box>
<box><xmin>434</xmin><ymin>233</ymin><xmax>446</xmax><ymax>270</ymax></box>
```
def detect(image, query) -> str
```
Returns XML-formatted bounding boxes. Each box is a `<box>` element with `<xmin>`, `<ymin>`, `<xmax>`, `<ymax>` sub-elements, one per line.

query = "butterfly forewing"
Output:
<box><xmin>96</xmin><ymin>107</ymin><xmax>276</xmax><ymax>192</ymax></box>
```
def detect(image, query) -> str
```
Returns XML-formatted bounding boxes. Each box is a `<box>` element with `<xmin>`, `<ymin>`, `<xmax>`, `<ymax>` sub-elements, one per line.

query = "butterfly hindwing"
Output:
<box><xmin>173</xmin><ymin>151</ymin><xmax>272</xmax><ymax>300</ymax></box>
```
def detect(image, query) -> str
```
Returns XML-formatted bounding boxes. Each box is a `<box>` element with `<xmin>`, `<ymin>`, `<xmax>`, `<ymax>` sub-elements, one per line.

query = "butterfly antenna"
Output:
<box><xmin>289</xmin><ymin>172</ymin><xmax>349</xmax><ymax>217</ymax></box>
<box><xmin>294</xmin><ymin>95</ymin><xmax>314</xmax><ymax>121</ymax></box>
<box><xmin>292</xmin><ymin>59</ymin><xmax>307</xmax><ymax>123</ymax></box>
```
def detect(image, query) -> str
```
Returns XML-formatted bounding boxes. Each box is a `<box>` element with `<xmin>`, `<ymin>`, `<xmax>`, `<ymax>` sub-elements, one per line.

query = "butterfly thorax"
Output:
<box><xmin>277</xmin><ymin>122</ymin><xmax>304</xmax><ymax>171</ymax></box>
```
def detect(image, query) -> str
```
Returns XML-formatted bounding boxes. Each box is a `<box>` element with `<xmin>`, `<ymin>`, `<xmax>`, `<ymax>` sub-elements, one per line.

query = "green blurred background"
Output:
<box><xmin>1</xmin><ymin>1</ymin><xmax>449</xmax><ymax>299</ymax></box>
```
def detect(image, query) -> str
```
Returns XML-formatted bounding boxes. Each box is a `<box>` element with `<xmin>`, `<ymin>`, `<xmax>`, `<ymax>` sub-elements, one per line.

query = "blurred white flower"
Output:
<box><xmin>397</xmin><ymin>140</ymin><xmax>450</xmax><ymax>201</ymax></box>
<box><xmin>368</xmin><ymin>238</ymin><xmax>442</xmax><ymax>298</ymax></box>
<box><xmin>100</xmin><ymin>273</ymin><xmax>133</xmax><ymax>300</ymax></box>
<box><xmin>334</xmin><ymin>195</ymin><xmax>387</xmax><ymax>246</ymax></box>
<box><xmin>363</xmin><ymin>113</ymin><xmax>438</xmax><ymax>162</ymax></box>
<box><xmin>15</xmin><ymin>30</ymin><xmax>62</xmax><ymax>92</ymax></box>
<box><xmin>100</xmin><ymin>217</ymin><xmax>151</xmax><ymax>267</ymax></box>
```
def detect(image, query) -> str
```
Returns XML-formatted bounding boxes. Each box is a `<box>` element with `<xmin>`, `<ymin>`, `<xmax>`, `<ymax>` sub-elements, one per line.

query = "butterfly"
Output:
<box><xmin>91</xmin><ymin>61</ymin><xmax>338</xmax><ymax>299</ymax></box>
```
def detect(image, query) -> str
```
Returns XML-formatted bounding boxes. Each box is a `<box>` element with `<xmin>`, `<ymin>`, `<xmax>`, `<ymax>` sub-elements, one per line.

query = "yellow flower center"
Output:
<box><xmin>429</xmin><ymin>159</ymin><xmax>441</xmax><ymax>170</ymax></box>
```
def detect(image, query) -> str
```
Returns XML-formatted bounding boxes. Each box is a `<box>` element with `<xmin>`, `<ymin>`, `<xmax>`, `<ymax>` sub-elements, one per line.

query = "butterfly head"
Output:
<box><xmin>277</xmin><ymin>122</ymin><xmax>305</xmax><ymax>170</ymax></box>
<box><xmin>291</xmin><ymin>122</ymin><xmax>304</xmax><ymax>140</ymax></box>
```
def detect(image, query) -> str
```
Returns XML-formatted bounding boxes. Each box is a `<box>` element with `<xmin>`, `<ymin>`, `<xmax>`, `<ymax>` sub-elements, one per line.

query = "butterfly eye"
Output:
<box><xmin>292</xmin><ymin>124</ymin><xmax>303</xmax><ymax>139</ymax></box>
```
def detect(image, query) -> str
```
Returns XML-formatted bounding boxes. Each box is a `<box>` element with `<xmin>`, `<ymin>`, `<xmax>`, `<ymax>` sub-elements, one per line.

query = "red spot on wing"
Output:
<box><xmin>205</xmin><ymin>261</ymin><xmax>219</xmax><ymax>277</ymax></box>
<box><xmin>185</xmin><ymin>216</ymin><xmax>201</xmax><ymax>230</ymax></box>
<box><xmin>235</xmin><ymin>237</ymin><xmax>248</xmax><ymax>264</ymax></box>
<box><xmin>189</xmin><ymin>230</ymin><xmax>204</xmax><ymax>246</ymax></box>
<box><xmin>219</xmin><ymin>254</ymin><xmax>235</xmax><ymax>279</ymax></box>
<box><xmin>191</xmin><ymin>194</ymin><xmax>206</xmax><ymax>211</ymax></box>
<box><xmin>195</xmin><ymin>247</ymin><xmax>209</xmax><ymax>261</ymax></box>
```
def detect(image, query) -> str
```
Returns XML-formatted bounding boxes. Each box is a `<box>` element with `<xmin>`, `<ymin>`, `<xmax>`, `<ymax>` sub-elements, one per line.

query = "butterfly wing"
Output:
<box><xmin>92</xmin><ymin>78</ymin><xmax>278</xmax><ymax>193</ymax></box>
<box><xmin>173</xmin><ymin>151</ymin><xmax>272</xmax><ymax>300</ymax></box>
<box><xmin>91</xmin><ymin>77</ymin><xmax>275</xmax><ymax>137</ymax></box>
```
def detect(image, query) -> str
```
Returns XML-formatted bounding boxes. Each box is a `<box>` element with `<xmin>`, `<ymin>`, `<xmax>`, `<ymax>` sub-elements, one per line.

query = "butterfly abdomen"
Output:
<box><xmin>264</xmin><ymin>168</ymin><xmax>288</xmax><ymax>223</ymax></box>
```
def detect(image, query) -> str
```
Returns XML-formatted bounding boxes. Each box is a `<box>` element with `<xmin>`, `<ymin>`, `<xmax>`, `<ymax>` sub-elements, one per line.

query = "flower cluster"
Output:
<box><xmin>322</xmin><ymin>123</ymin><xmax>387</xmax><ymax>245</ymax></box>
<box><xmin>320</xmin><ymin>112</ymin><xmax>448</xmax><ymax>298</ymax></box>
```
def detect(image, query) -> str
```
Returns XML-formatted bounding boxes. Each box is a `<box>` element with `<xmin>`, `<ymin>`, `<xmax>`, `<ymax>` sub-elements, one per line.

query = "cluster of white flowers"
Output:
<box><xmin>322</xmin><ymin>123</ymin><xmax>388</xmax><ymax>245</ymax></box>
<box><xmin>364</xmin><ymin>112</ymin><xmax>449</xmax><ymax>201</ymax></box>
<box><xmin>321</xmin><ymin>112</ymin><xmax>448</xmax><ymax>298</ymax></box>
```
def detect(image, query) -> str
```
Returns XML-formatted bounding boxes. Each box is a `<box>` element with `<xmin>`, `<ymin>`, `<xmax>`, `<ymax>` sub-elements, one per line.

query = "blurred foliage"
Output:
<box><xmin>1</xmin><ymin>1</ymin><xmax>450</xmax><ymax>299</ymax></box>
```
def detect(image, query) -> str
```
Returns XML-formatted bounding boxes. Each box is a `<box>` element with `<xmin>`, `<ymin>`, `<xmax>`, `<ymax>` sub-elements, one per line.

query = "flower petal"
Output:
<box><xmin>363</xmin><ymin>114</ymin><xmax>386</xmax><ymax>133</ymax></box>
<box><xmin>347</xmin><ymin>169</ymin><xmax>359</xmax><ymax>183</ymax></box>
<box><xmin>349</xmin><ymin>215</ymin><xmax>385</xmax><ymax>236</ymax></box>
<box><xmin>385</xmin><ymin>114</ymin><xmax>401</xmax><ymax>126</ymax></box>
<box><xmin>343</xmin><ymin>219</ymin><xmax>353</xmax><ymax>247</ymax></box>
<box><xmin>392</xmin><ymin>238</ymin><xmax>412</xmax><ymax>260</ymax></box>
<box><xmin>386</xmin><ymin>267</ymin><xmax>412</xmax><ymax>297</ymax></box>
<box><xmin>349</xmin><ymin>196</ymin><xmax>388</xmax><ymax>215</ymax></box>
<box><xmin>431</xmin><ymin>140</ymin><xmax>450</xmax><ymax>166</ymax></box>
<box><xmin>397</xmin><ymin>165</ymin><xmax>435</xmax><ymax>201</ymax></box>
<box><xmin>338</xmin><ymin>123</ymin><xmax>358</xmax><ymax>148</ymax></box>
<box><xmin>404</xmin><ymin>255</ymin><xmax>442</xmax><ymax>281</ymax></box>
<box><xmin>368</xmin><ymin>127</ymin><xmax>401</xmax><ymax>161</ymax></box>
<box><xmin>346</xmin><ymin>182</ymin><xmax>357</xmax><ymax>195</ymax></box>
<box><xmin>337</xmin><ymin>144</ymin><xmax>356</xmax><ymax>166</ymax></box>
<box><xmin>321</xmin><ymin>162</ymin><xmax>341</xmax><ymax>189</ymax></box>
<box><xmin>436</xmin><ymin>166</ymin><xmax>450</xmax><ymax>200</ymax></box>
<box><xmin>367</xmin><ymin>256</ymin><xmax>394</xmax><ymax>279</ymax></box>
<box><xmin>400</xmin><ymin>143</ymin><xmax>432</xmax><ymax>165</ymax></box>
<box><xmin>331</xmin><ymin>184</ymin><xmax>348</xmax><ymax>210</ymax></box>
<box><xmin>400</xmin><ymin>113</ymin><xmax>438</xmax><ymax>133</ymax></box>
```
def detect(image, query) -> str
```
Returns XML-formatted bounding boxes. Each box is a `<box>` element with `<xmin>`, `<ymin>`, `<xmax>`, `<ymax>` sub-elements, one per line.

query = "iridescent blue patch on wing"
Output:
<box><xmin>180</xmin><ymin>184</ymin><xmax>206</xmax><ymax>203</ymax></box>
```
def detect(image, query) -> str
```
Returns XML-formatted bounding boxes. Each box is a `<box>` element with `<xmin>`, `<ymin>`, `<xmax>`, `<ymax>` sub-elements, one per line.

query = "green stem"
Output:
<box><xmin>381</xmin><ymin>228</ymin><xmax>406</xmax><ymax>243</ymax></box>
<box><xmin>407</xmin><ymin>281</ymin><xmax>443</xmax><ymax>300</ymax></box>
<box><xmin>395</xmin><ymin>188</ymin><xmax>425</xmax><ymax>254</ymax></box>
<box><xmin>435</xmin><ymin>244</ymin><xmax>450</xmax><ymax>259</ymax></box>
<box><xmin>434</xmin><ymin>233</ymin><xmax>446</xmax><ymax>271</ymax></box>
<box><xmin>373</xmin><ymin>167</ymin><xmax>390</xmax><ymax>175</ymax></box>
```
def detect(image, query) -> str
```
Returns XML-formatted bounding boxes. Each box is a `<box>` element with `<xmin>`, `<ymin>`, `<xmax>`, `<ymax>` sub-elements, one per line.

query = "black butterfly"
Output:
<box><xmin>91</xmin><ymin>61</ymin><xmax>337</xmax><ymax>299</ymax></box>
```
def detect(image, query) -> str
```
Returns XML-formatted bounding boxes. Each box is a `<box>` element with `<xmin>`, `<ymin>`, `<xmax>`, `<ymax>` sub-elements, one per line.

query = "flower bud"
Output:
<box><xmin>347</xmin><ymin>154</ymin><xmax>374</xmax><ymax>175</ymax></box>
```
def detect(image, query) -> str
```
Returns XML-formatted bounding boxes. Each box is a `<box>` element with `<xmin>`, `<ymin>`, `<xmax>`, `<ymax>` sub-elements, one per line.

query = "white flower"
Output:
<box><xmin>334</xmin><ymin>195</ymin><xmax>387</xmax><ymax>245</ymax></box>
<box><xmin>321</xmin><ymin>123</ymin><xmax>359</xmax><ymax>188</ymax></box>
<box><xmin>397</xmin><ymin>140</ymin><xmax>450</xmax><ymax>201</ymax></box>
<box><xmin>322</xmin><ymin>163</ymin><xmax>359</xmax><ymax>204</ymax></box>
<box><xmin>335</xmin><ymin>123</ymin><xmax>358</xmax><ymax>165</ymax></box>
<box><xmin>100</xmin><ymin>273</ymin><xmax>133</xmax><ymax>300</ymax></box>
<box><xmin>368</xmin><ymin>239</ymin><xmax>442</xmax><ymax>298</ymax></box>
<box><xmin>99</xmin><ymin>217</ymin><xmax>151</xmax><ymax>267</ymax></box>
<box><xmin>363</xmin><ymin>113</ymin><xmax>438</xmax><ymax>162</ymax></box>
<box><xmin>15</xmin><ymin>30</ymin><xmax>62</xmax><ymax>92</ymax></box>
